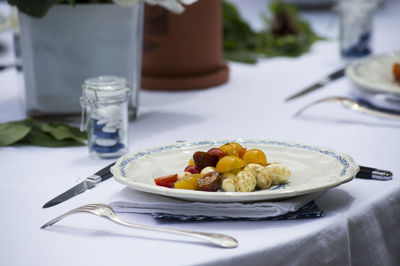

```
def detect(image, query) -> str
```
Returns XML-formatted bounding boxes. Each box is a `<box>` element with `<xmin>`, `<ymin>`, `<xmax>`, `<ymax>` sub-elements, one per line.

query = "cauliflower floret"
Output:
<box><xmin>255</xmin><ymin>167</ymin><xmax>273</xmax><ymax>189</ymax></box>
<box><xmin>244</xmin><ymin>163</ymin><xmax>264</xmax><ymax>177</ymax></box>
<box><xmin>222</xmin><ymin>177</ymin><xmax>236</xmax><ymax>192</ymax></box>
<box><xmin>222</xmin><ymin>171</ymin><xmax>237</xmax><ymax>180</ymax></box>
<box><xmin>221</xmin><ymin>171</ymin><xmax>237</xmax><ymax>192</ymax></box>
<box><xmin>200</xmin><ymin>166</ymin><xmax>216</xmax><ymax>176</ymax></box>
<box><xmin>267</xmin><ymin>161</ymin><xmax>281</xmax><ymax>166</ymax></box>
<box><xmin>234</xmin><ymin>170</ymin><xmax>256</xmax><ymax>192</ymax></box>
<box><xmin>178</xmin><ymin>172</ymin><xmax>191</xmax><ymax>180</ymax></box>
<box><xmin>244</xmin><ymin>163</ymin><xmax>273</xmax><ymax>189</ymax></box>
<box><xmin>265</xmin><ymin>163</ymin><xmax>291</xmax><ymax>185</ymax></box>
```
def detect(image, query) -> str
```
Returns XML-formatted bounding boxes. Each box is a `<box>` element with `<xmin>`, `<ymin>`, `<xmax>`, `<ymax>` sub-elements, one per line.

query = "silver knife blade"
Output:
<box><xmin>285</xmin><ymin>68</ymin><xmax>346</xmax><ymax>101</ymax></box>
<box><xmin>42</xmin><ymin>180</ymin><xmax>96</xmax><ymax>208</ymax></box>
<box><xmin>42</xmin><ymin>163</ymin><xmax>114</xmax><ymax>208</ymax></box>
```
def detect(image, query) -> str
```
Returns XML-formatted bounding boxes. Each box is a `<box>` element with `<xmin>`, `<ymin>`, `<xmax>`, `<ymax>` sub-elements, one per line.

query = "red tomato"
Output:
<box><xmin>394</xmin><ymin>63</ymin><xmax>400</xmax><ymax>84</ymax></box>
<box><xmin>207</xmin><ymin>148</ymin><xmax>225</xmax><ymax>159</ymax></box>
<box><xmin>238</xmin><ymin>147</ymin><xmax>247</xmax><ymax>158</ymax></box>
<box><xmin>184</xmin><ymin>165</ymin><xmax>201</xmax><ymax>174</ymax></box>
<box><xmin>154</xmin><ymin>174</ymin><xmax>178</xmax><ymax>188</ymax></box>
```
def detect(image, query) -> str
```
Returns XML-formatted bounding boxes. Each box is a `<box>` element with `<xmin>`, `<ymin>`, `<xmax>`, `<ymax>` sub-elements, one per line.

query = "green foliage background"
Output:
<box><xmin>223</xmin><ymin>1</ymin><xmax>324</xmax><ymax>63</ymax></box>
<box><xmin>8</xmin><ymin>0</ymin><xmax>323</xmax><ymax>62</ymax></box>
<box><xmin>7</xmin><ymin>0</ymin><xmax>111</xmax><ymax>18</ymax></box>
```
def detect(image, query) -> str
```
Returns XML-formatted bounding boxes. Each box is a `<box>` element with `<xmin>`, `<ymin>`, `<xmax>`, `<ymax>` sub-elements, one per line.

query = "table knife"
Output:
<box><xmin>285</xmin><ymin>68</ymin><xmax>346</xmax><ymax>101</ymax></box>
<box><xmin>356</xmin><ymin>166</ymin><xmax>393</xmax><ymax>181</ymax></box>
<box><xmin>42</xmin><ymin>163</ymin><xmax>115</xmax><ymax>208</ymax></box>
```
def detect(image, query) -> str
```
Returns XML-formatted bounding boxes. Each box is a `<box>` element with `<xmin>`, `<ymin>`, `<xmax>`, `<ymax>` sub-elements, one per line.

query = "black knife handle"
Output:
<box><xmin>328</xmin><ymin>68</ymin><xmax>345</xmax><ymax>80</ymax></box>
<box><xmin>94</xmin><ymin>162</ymin><xmax>115</xmax><ymax>181</ymax></box>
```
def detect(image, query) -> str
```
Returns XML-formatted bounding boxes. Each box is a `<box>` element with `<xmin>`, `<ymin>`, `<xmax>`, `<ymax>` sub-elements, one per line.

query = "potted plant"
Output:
<box><xmin>141</xmin><ymin>0</ymin><xmax>229</xmax><ymax>91</ymax></box>
<box><xmin>7</xmin><ymin>0</ymin><xmax>196</xmax><ymax>118</ymax></box>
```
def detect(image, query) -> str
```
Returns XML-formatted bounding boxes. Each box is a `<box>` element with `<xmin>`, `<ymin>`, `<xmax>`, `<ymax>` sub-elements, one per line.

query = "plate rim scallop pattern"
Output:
<box><xmin>111</xmin><ymin>139</ymin><xmax>359</xmax><ymax>202</ymax></box>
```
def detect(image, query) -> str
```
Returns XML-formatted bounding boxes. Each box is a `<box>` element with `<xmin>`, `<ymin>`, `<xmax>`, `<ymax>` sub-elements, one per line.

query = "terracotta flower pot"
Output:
<box><xmin>141</xmin><ymin>0</ymin><xmax>229</xmax><ymax>91</ymax></box>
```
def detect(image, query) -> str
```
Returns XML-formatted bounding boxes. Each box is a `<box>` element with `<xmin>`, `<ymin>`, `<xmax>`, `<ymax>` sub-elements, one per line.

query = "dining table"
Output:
<box><xmin>0</xmin><ymin>0</ymin><xmax>400</xmax><ymax>265</ymax></box>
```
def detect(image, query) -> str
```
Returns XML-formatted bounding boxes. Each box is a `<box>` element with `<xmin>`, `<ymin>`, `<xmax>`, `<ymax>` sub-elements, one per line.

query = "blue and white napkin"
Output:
<box><xmin>109</xmin><ymin>188</ymin><xmax>324</xmax><ymax>221</ymax></box>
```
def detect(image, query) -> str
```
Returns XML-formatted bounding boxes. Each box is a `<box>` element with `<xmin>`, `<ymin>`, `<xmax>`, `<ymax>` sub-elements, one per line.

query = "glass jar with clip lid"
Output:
<box><xmin>80</xmin><ymin>76</ymin><xmax>131</xmax><ymax>159</ymax></box>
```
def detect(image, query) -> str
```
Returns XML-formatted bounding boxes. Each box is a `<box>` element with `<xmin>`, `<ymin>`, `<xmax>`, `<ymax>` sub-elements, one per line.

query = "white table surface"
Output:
<box><xmin>1</xmin><ymin>1</ymin><xmax>400</xmax><ymax>265</ymax></box>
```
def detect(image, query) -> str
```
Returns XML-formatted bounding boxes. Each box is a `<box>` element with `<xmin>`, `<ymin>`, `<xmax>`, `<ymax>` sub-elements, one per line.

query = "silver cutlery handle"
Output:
<box><xmin>41</xmin><ymin>204</ymin><xmax>238</xmax><ymax>248</ymax></box>
<box><xmin>105</xmin><ymin>213</ymin><xmax>238</xmax><ymax>248</ymax></box>
<box><xmin>295</xmin><ymin>96</ymin><xmax>400</xmax><ymax>120</ymax></box>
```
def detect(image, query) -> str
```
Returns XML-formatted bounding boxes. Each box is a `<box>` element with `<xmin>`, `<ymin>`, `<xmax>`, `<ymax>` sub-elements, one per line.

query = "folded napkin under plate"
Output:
<box><xmin>109</xmin><ymin>188</ymin><xmax>324</xmax><ymax>221</ymax></box>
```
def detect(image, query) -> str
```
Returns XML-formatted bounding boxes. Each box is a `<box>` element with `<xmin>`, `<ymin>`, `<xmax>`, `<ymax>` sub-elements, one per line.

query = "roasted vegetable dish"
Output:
<box><xmin>154</xmin><ymin>142</ymin><xmax>291</xmax><ymax>192</ymax></box>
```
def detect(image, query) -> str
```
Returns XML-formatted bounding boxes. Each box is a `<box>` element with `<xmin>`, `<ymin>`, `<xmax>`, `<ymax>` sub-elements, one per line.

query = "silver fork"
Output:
<box><xmin>294</xmin><ymin>96</ymin><xmax>400</xmax><ymax>120</ymax></box>
<box><xmin>41</xmin><ymin>203</ymin><xmax>238</xmax><ymax>248</ymax></box>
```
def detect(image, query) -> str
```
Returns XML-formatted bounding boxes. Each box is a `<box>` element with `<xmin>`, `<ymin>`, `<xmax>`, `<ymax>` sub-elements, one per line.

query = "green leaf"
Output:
<box><xmin>26</xmin><ymin>125</ymin><xmax>85</xmax><ymax>147</ymax></box>
<box><xmin>0</xmin><ymin>120</ymin><xmax>31</xmax><ymax>146</ymax></box>
<box><xmin>41</xmin><ymin>123</ymin><xmax>86</xmax><ymax>143</ymax></box>
<box><xmin>0</xmin><ymin>118</ymin><xmax>86</xmax><ymax>147</ymax></box>
<box><xmin>7</xmin><ymin>0</ymin><xmax>67</xmax><ymax>18</ymax></box>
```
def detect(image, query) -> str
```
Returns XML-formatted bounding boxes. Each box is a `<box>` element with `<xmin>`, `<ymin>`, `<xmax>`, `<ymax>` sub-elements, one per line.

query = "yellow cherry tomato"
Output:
<box><xmin>230</xmin><ymin>143</ymin><xmax>247</xmax><ymax>158</ymax></box>
<box><xmin>216</xmin><ymin>155</ymin><xmax>246</xmax><ymax>173</ymax></box>
<box><xmin>228</xmin><ymin>142</ymin><xmax>243</xmax><ymax>150</ymax></box>
<box><xmin>242</xmin><ymin>149</ymin><xmax>267</xmax><ymax>166</ymax></box>
<box><xmin>188</xmin><ymin>158</ymin><xmax>195</xmax><ymax>166</ymax></box>
<box><xmin>219</xmin><ymin>144</ymin><xmax>239</xmax><ymax>157</ymax></box>
<box><xmin>174</xmin><ymin>174</ymin><xmax>201</xmax><ymax>190</ymax></box>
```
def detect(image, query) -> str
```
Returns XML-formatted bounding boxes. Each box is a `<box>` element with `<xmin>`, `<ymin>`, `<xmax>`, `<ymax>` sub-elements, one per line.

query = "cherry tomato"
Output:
<box><xmin>207</xmin><ymin>148</ymin><xmax>225</xmax><ymax>159</ymax></box>
<box><xmin>154</xmin><ymin>174</ymin><xmax>178</xmax><ymax>188</ymax></box>
<box><xmin>197</xmin><ymin>172</ymin><xmax>221</xmax><ymax>191</ymax></box>
<box><xmin>184</xmin><ymin>165</ymin><xmax>201</xmax><ymax>174</ymax></box>
<box><xmin>193</xmin><ymin>151</ymin><xmax>219</xmax><ymax>169</ymax></box>
<box><xmin>238</xmin><ymin>147</ymin><xmax>247</xmax><ymax>158</ymax></box>
<box><xmin>216</xmin><ymin>155</ymin><xmax>246</xmax><ymax>173</ymax></box>
<box><xmin>243</xmin><ymin>149</ymin><xmax>267</xmax><ymax>166</ymax></box>
<box><xmin>393</xmin><ymin>63</ymin><xmax>400</xmax><ymax>83</ymax></box>
<box><xmin>188</xmin><ymin>158</ymin><xmax>195</xmax><ymax>166</ymax></box>
<box><xmin>228</xmin><ymin>142</ymin><xmax>243</xmax><ymax>150</ymax></box>
<box><xmin>219</xmin><ymin>144</ymin><xmax>239</xmax><ymax>157</ymax></box>
<box><xmin>174</xmin><ymin>174</ymin><xmax>201</xmax><ymax>190</ymax></box>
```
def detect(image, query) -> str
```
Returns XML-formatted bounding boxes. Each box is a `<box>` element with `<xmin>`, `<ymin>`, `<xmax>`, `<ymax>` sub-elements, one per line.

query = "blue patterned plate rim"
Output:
<box><xmin>111</xmin><ymin>139</ymin><xmax>359</xmax><ymax>202</ymax></box>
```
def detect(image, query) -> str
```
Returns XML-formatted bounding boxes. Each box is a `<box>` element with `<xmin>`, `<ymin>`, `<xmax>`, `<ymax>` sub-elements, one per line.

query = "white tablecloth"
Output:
<box><xmin>0</xmin><ymin>1</ymin><xmax>399</xmax><ymax>265</ymax></box>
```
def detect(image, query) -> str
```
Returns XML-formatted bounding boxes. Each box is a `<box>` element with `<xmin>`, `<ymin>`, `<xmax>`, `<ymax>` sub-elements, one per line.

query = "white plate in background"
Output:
<box><xmin>346</xmin><ymin>52</ymin><xmax>400</xmax><ymax>96</ymax></box>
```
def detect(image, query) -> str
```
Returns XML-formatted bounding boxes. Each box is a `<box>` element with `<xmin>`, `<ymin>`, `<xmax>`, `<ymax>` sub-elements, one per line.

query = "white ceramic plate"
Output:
<box><xmin>111</xmin><ymin>140</ymin><xmax>359</xmax><ymax>202</ymax></box>
<box><xmin>346</xmin><ymin>52</ymin><xmax>400</xmax><ymax>96</ymax></box>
